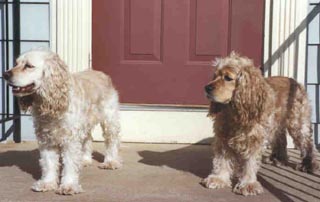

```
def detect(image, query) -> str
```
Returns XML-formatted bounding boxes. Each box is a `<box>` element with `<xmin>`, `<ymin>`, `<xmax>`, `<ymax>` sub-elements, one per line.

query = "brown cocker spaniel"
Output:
<box><xmin>202</xmin><ymin>52</ymin><xmax>319</xmax><ymax>196</ymax></box>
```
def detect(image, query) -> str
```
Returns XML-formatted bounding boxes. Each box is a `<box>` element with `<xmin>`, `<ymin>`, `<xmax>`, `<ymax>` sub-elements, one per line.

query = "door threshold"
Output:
<box><xmin>120</xmin><ymin>104</ymin><xmax>208</xmax><ymax>112</ymax></box>
<box><xmin>92</xmin><ymin>108</ymin><xmax>213</xmax><ymax>144</ymax></box>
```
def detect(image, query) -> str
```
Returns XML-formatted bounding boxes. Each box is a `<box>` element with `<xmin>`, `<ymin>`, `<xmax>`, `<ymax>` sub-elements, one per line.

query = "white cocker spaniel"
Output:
<box><xmin>3</xmin><ymin>49</ymin><xmax>122</xmax><ymax>195</ymax></box>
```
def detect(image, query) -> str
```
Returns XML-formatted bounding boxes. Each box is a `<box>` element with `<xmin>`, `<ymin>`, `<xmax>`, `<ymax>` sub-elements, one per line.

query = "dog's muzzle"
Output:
<box><xmin>3</xmin><ymin>71</ymin><xmax>12</xmax><ymax>81</ymax></box>
<box><xmin>205</xmin><ymin>84</ymin><xmax>214</xmax><ymax>94</ymax></box>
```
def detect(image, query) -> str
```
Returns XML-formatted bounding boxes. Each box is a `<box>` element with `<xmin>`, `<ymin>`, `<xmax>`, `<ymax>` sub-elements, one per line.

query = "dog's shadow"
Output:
<box><xmin>0</xmin><ymin>149</ymin><xmax>41</xmax><ymax>180</ymax></box>
<box><xmin>92</xmin><ymin>151</ymin><xmax>104</xmax><ymax>163</ymax></box>
<box><xmin>0</xmin><ymin>148</ymin><xmax>106</xmax><ymax>181</ymax></box>
<box><xmin>138</xmin><ymin>138</ymin><xmax>320</xmax><ymax>201</ymax></box>
<box><xmin>138</xmin><ymin>138</ymin><xmax>213</xmax><ymax>178</ymax></box>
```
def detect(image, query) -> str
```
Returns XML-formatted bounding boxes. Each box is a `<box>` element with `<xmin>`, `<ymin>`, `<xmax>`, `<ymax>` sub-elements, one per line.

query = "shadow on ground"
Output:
<box><xmin>0</xmin><ymin>149</ymin><xmax>40</xmax><ymax>180</ymax></box>
<box><xmin>0</xmin><ymin>141</ymin><xmax>319</xmax><ymax>201</ymax></box>
<box><xmin>138</xmin><ymin>138</ymin><xmax>213</xmax><ymax>178</ymax></box>
<box><xmin>138</xmin><ymin>138</ymin><xmax>320</xmax><ymax>202</ymax></box>
<box><xmin>92</xmin><ymin>151</ymin><xmax>104</xmax><ymax>163</ymax></box>
<box><xmin>0</xmin><ymin>148</ymin><xmax>107</xmax><ymax>181</ymax></box>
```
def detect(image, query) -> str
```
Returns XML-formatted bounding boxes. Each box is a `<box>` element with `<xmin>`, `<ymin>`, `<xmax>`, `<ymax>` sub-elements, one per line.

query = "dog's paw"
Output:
<box><xmin>268</xmin><ymin>153</ymin><xmax>288</xmax><ymax>167</ymax></box>
<box><xmin>98</xmin><ymin>160</ymin><xmax>122</xmax><ymax>170</ymax></box>
<box><xmin>82</xmin><ymin>159</ymin><xmax>93</xmax><ymax>167</ymax></box>
<box><xmin>201</xmin><ymin>175</ymin><xmax>231</xmax><ymax>189</ymax></box>
<box><xmin>262</xmin><ymin>155</ymin><xmax>272</xmax><ymax>164</ymax></box>
<box><xmin>233</xmin><ymin>181</ymin><xmax>264</xmax><ymax>196</ymax></box>
<box><xmin>31</xmin><ymin>180</ymin><xmax>58</xmax><ymax>192</ymax></box>
<box><xmin>56</xmin><ymin>184</ymin><xmax>83</xmax><ymax>195</ymax></box>
<box><xmin>296</xmin><ymin>159</ymin><xmax>320</xmax><ymax>173</ymax></box>
<box><xmin>82</xmin><ymin>154</ymin><xmax>93</xmax><ymax>167</ymax></box>
<box><xmin>270</xmin><ymin>158</ymin><xmax>288</xmax><ymax>167</ymax></box>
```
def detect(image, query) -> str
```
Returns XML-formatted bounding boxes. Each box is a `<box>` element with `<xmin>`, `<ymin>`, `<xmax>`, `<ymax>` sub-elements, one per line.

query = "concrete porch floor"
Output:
<box><xmin>0</xmin><ymin>142</ymin><xmax>319</xmax><ymax>202</ymax></box>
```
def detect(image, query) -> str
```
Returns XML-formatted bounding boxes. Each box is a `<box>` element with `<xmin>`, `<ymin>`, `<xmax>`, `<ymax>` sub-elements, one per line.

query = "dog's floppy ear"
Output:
<box><xmin>231</xmin><ymin>66</ymin><xmax>270</xmax><ymax>125</ymax></box>
<box><xmin>207</xmin><ymin>102</ymin><xmax>225</xmax><ymax>118</ymax></box>
<box><xmin>37</xmin><ymin>53</ymin><xmax>70</xmax><ymax>117</ymax></box>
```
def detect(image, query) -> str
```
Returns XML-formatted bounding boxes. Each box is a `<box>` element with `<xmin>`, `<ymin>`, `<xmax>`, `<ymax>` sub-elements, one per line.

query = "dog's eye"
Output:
<box><xmin>224</xmin><ymin>75</ymin><xmax>233</xmax><ymax>81</ymax></box>
<box><xmin>25</xmin><ymin>64</ymin><xmax>34</xmax><ymax>69</ymax></box>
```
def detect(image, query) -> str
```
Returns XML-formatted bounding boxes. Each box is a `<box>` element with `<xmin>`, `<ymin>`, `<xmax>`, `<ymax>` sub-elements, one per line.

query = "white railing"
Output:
<box><xmin>264</xmin><ymin>0</ymin><xmax>308</xmax><ymax>84</ymax></box>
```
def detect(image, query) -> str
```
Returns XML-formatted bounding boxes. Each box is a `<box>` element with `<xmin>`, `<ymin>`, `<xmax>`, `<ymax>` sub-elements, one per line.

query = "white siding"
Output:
<box><xmin>264</xmin><ymin>0</ymin><xmax>308</xmax><ymax>83</ymax></box>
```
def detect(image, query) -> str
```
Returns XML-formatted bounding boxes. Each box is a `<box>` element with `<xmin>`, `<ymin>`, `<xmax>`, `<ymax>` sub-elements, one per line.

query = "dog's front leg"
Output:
<box><xmin>202</xmin><ymin>139</ymin><xmax>232</xmax><ymax>190</ymax></box>
<box><xmin>32</xmin><ymin>146</ymin><xmax>59</xmax><ymax>192</ymax></box>
<box><xmin>202</xmin><ymin>154</ymin><xmax>232</xmax><ymax>189</ymax></box>
<box><xmin>56</xmin><ymin>142</ymin><xmax>83</xmax><ymax>195</ymax></box>
<box><xmin>233</xmin><ymin>156</ymin><xmax>263</xmax><ymax>196</ymax></box>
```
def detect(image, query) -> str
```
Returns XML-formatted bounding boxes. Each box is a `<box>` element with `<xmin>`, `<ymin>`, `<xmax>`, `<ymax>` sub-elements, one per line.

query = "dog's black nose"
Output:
<box><xmin>3</xmin><ymin>71</ymin><xmax>12</xmax><ymax>80</ymax></box>
<box><xmin>205</xmin><ymin>85</ymin><xmax>213</xmax><ymax>93</ymax></box>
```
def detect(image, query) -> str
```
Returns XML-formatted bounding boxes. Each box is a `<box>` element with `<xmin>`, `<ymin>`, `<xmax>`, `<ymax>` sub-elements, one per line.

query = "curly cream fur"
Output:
<box><xmin>5</xmin><ymin>49</ymin><xmax>122</xmax><ymax>195</ymax></box>
<box><xmin>203</xmin><ymin>52</ymin><xmax>319</xmax><ymax>196</ymax></box>
<box><xmin>35</xmin><ymin>53</ymin><xmax>71</xmax><ymax>117</ymax></box>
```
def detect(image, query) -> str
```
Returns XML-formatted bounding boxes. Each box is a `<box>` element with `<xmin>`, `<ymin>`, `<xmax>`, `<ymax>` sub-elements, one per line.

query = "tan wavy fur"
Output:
<box><xmin>203</xmin><ymin>52</ymin><xmax>319</xmax><ymax>196</ymax></box>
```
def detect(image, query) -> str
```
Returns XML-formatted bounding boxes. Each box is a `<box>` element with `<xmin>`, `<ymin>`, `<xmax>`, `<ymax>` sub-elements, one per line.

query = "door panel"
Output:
<box><xmin>92</xmin><ymin>0</ymin><xmax>264</xmax><ymax>105</ymax></box>
<box><xmin>230</xmin><ymin>0</ymin><xmax>265</xmax><ymax>67</ymax></box>
<box><xmin>124</xmin><ymin>0</ymin><xmax>162</xmax><ymax>61</ymax></box>
<box><xmin>189</xmin><ymin>0</ymin><xmax>229</xmax><ymax>61</ymax></box>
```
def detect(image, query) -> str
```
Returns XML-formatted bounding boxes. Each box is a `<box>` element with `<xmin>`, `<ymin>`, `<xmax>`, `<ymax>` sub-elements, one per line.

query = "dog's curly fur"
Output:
<box><xmin>203</xmin><ymin>52</ymin><xmax>319</xmax><ymax>196</ymax></box>
<box><xmin>4</xmin><ymin>49</ymin><xmax>122</xmax><ymax>195</ymax></box>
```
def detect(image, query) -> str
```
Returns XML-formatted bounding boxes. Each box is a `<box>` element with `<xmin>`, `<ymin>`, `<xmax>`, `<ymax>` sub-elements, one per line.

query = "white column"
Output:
<box><xmin>50</xmin><ymin>0</ymin><xmax>92</xmax><ymax>72</ymax></box>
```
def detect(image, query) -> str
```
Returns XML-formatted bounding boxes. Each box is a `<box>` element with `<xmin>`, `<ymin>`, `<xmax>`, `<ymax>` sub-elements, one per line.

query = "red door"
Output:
<box><xmin>92</xmin><ymin>0</ymin><xmax>264</xmax><ymax>105</ymax></box>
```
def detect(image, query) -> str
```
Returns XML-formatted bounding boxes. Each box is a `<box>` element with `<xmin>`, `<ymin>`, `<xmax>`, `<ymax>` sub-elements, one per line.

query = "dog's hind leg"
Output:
<box><xmin>99</xmin><ymin>104</ymin><xmax>122</xmax><ymax>170</ymax></box>
<box><xmin>287</xmin><ymin>92</ymin><xmax>319</xmax><ymax>173</ymax></box>
<box><xmin>82</xmin><ymin>136</ymin><xmax>93</xmax><ymax>167</ymax></box>
<box><xmin>269</xmin><ymin>128</ymin><xmax>288</xmax><ymax>166</ymax></box>
<box><xmin>288</xmin><ymin>121</ymin><xmax>319</xmax><ymax>173</ymax></box>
